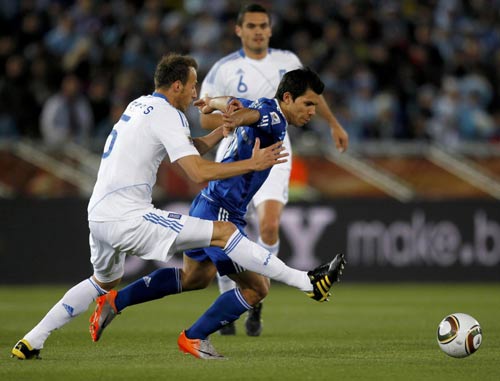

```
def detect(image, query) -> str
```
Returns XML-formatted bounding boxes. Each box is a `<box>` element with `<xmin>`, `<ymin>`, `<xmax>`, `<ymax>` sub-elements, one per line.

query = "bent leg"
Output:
<box><xmin>185</xmin><ymin>272</ymin><xmax>268</xmax><ymax>340</ymax></box>
<box><xmin>23</xmin><ymin>277</ymin><xmax>108</xmax><ymax>350</ymax></box>
<box><xmin>211</xmin><ymin>223</ymin><xmax>311</xmax><ymax>292</ymax></box>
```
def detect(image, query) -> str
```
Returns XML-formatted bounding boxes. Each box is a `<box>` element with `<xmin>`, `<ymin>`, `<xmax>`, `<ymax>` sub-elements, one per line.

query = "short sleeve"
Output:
<box><xmin>151</xmin><ymin>106</ymin><xmax>199</xmax><ymax>162</ymax></box>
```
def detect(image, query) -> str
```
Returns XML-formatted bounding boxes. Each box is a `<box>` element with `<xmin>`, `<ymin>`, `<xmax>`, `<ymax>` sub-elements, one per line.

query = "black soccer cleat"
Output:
<box><xmin>306</xmin><ymin>253</ymin><xmax>346</xmax><ymax>302</ymax></box>
<box><xmin>245</xmin><ymin>302</ymin><xmax>263</xmax><ymax>337</ymax></box>
<box><xmin>218</xmin><ymin>321</ymin><xmax>236</xmax><ymax>336</ymax></box>
<box><xmin>11</xmin><ymin>339</ymin><xmax>41</xmax><ymax>360</ymax></box>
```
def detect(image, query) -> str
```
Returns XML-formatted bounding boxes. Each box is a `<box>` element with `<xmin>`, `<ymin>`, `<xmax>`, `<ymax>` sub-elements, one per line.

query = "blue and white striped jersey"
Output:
<box><xmin>199</xmin><ymin>97</ymin><xmax>287</xmax><ymax>223</ymax></box>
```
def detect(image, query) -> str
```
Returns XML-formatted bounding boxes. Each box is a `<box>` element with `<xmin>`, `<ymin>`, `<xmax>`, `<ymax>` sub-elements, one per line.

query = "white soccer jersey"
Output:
<box><xmin>201</xmin><ymin>48</ymin><xmax>302</xmax><ymax>204</ymax></box>
<box><xmin>201</xmin><ymin>48</ymin><xmax>302</xmax><ymax>101</ymax></box>
<box><xmin>88</xmin><ymin>92</ymin><xmax>199</xmax><ymax>221</ymax></box>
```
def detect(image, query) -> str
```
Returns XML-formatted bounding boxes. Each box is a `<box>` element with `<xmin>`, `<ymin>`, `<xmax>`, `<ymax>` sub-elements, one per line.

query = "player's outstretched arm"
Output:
<box><xmin>222</xmin><ymin>108</ymin><xmax>259</xmax><ymax>128</ymax></box>
<box><xmin>176</xmin><ymin>139</ymin><xmax>288</xmax><ymax>183</ymax></box>
<box><xmin>196</xmin><ymin>96</ymin><xmax>244</xmax><ymax>131</ymax></box>
<box><xmin>192</xmin><ymin>127</ymin><xmax>225</xmax><ymax>156</ymax></box>
<box><xmin>317</xmin><ymin>95</ymin><xmax>349</xmax><ymax>153</ymax></box>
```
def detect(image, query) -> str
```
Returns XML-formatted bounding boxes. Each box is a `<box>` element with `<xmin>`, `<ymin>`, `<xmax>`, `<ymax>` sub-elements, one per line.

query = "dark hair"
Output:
<box><xmin>154</xmin><ymin>53</ymin><xmax>198</xmax><ymax>89</ymax></box>
<box><xmin>236</xmin><ymin>3</ymin><xmax>270</xmax><ymax>26</ymax></box>
<box><xmin>275</xmin><ymin>68</ymin><xmax>324</xmax><ymax>101</ymax></box>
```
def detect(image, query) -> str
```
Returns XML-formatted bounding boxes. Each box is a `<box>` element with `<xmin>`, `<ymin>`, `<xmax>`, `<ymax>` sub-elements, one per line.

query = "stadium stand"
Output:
<box><xmin>1</xmin><ymin>0</ymin><xmax>499</xmax><ymax>200</ymax></box>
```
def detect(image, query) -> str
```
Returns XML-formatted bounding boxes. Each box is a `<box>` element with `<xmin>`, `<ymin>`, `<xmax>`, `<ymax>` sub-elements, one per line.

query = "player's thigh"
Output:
<box><xmin>90</xmin><ymin>210</ymin><xmax>212</xmax><ymax>266</ymax></box>
<box><xmin>170</xmin><ymin>215</ymin><xmax>213</xmax><ymax>253</ymax></box>
<box><xmin>89</xmin><ymin>230</ymin><xmax>127</xmax><ymax>283</ymax></box>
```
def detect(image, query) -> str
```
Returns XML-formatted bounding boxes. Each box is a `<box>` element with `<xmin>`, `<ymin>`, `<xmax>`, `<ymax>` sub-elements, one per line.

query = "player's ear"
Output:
<box><xmin>172</xmin><ymin>80</ymin><xmax>183</xmax><ymax>92</ymax></box>
<box><xmin>235</xmin><ymin>25</ymin><xmax>242</xmax><ymax>38</ymax></box>
<box><xmin>283</xmin><ymin>92</ymin><xmax>293</xmax><ymax>104</ymax></box>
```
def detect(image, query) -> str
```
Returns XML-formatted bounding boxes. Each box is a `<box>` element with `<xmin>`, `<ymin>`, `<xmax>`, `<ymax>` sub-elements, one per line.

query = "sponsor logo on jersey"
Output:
<box><xmin>270</xmin><ymin>112</ymin><xmax>281</xmax><ymax>125</ymax></box>
<box><xmin>168</xmin><ymin>212</ymin><xmax>182</xmax><ymax>219</ymax></box>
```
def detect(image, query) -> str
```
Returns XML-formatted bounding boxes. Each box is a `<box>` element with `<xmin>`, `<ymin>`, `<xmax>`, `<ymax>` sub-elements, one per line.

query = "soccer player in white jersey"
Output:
<box><xmin>200</xmin><ymin>3</ymin><xmax>349</xmax><ymax>336</ymax></box>
<box><xmin>11</xmin><ymin>54</ymin><xmax>342</xmax><ymax>361</ymax></box>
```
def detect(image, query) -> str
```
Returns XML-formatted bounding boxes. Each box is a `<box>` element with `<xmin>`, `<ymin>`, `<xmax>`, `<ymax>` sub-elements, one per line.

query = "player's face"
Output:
<box><xmin>236</xmin><ymin>12</ymin><xmax>272</xmax><ymax>57</ymax></box>
<box><xmin>286</xmin><ymin>89</ymin><xmax>320</xmax><ymax>126</ymax></box>
<box><xmin>178</xmin><ymin>67</ymin><xmax>198</xmax><ymax>112</ymax></box>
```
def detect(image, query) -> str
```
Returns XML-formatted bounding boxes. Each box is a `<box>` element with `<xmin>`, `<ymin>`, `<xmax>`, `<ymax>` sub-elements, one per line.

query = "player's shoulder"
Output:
<box><xmin>251</xmin><ymin>97</ymin><xmax>276</xmax><ymax>109</ymax></box>
<box><xmin>268</xmin><ymin>48</ymin><xmax>300</xmax><ymax>60</ymax></box>
<box><xmin>216</xmin><ymin>50</ymin><xmax>244</xmax><ymax>66</ymax></box>
<box><xmin>207</xmin><ymin>50</ymin><xmax>243</xmax><ymax>73</ymax></box>
<box><xmin>204</xmin><ymin>50</ymin><xmax>243</xmax><ymax>85</ymax></box>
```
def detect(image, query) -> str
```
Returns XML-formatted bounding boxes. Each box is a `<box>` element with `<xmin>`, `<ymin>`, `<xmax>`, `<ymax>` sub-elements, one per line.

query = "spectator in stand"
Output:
<box><xmin>40</xmin><ymin>73</ymin><xmax>93</xmax><ymax>148</ymax></box>
<box><xmin>0</xmin><ymin>54</ymin><xmax>39</xmax><ymax>138</ymax></box>
<box><xmin>1</xmin><ymin>0</ymin><xmax>500</xmax><ymax>145</ymax></box>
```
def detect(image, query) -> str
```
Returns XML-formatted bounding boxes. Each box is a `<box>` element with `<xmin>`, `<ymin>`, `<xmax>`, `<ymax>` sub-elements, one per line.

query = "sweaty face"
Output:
<box><xmin>178</xmin><ymin>67</ymin><xmax>198</xmax><ymax>112</ymax></box>
<box><xmin>287</xmin><ymin>89</ymin><xmax>320</xmax><ymax>127</ymax></box>
<box><xmin>236</xmin><ymin>12</ymin><xmax>272</xmax><ymax>57</ymax></box>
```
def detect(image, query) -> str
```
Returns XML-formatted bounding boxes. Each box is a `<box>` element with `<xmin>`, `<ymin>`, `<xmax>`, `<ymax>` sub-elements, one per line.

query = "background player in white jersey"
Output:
<box><xmin>10</xmin><ymin>53</ymin><xmax>312</xmax><ymax>360</ymax></box>
<box><xmin>200</xmin><ymin>3</ymin><xmax>349</xmax><ymax>336</ymax></box>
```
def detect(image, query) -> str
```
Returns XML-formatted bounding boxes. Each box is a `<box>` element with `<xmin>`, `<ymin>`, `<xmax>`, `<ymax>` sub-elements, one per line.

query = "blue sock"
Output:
<box><xmin>115</xmin><ymin>268</ymin><xmax>181</xmax><ymax>312</ymax></box>
<box><xmin>186</xmin><ymin>289</ymin><xmax>251</xmax><ymax>340</ymax></box>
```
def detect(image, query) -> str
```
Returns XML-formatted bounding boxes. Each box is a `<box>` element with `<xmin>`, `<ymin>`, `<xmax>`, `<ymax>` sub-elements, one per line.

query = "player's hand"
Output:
<box><xmin>331</xmin><ymin>123</ymin><xmax>349</xmax><ymax>153</ymax></box>
<box><xmin>226</xmin><ymin>98</ymin><xmax>243</xmax><ymax>114</ymax></box>
<box><xmin>221</xmin><ymin>112</ymin><xmax>243</xmax><ymax>131</ymax></box>
<box><xmin>222</xmin><ymin>125</ymin><xmax>233</xmax><ymax>137</ymax></box>
<box><xmin>194</xmin><ymin>96</ymin><xmax>215</xmax><ymax>114</ymax></box>
<box><xmin>251</xmin><ymin>138</ymin><xmax>288</xmax><ymax>171</ymax></box>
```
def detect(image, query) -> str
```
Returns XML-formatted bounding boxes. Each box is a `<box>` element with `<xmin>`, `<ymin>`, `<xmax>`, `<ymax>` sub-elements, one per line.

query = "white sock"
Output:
<box><xmin>257</xmin><ymin>237</ymin><xmax>280</xmax><ymax>257</ymax></box>
<box><xmin>217</xmin><ymin>274</ymin><xmax>236</xmax><ymax>294</ymax></box>
<box><xmin>24</xmin><ymin>278</ymin><xmax>106</xmax><ymax>349</ymax></box>
<box><xmin>224</xmin><ymin>231</ymin><xmax>312</xmax><ymax>292</ymax></box>
<box><xmin>217</xmin><ymin>239</ymin><xmax>280</xmax><ymax>294</ymax></box>
<box><xmin>217</xmin><ymin>237</ymin><xmax>280</xmax><ymax>294</ymax></box>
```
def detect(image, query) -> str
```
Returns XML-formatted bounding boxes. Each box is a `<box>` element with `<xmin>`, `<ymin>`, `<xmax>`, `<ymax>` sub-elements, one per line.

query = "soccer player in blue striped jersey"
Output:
<box><xmin>200</xmin><ymin>3</ymin><xmax>349</xmax><ymax>336</ymax></box>
<box><xmin>87</xmin><ymin>68</ymin><xmax>346</xmax><ymax>360</ymax></box>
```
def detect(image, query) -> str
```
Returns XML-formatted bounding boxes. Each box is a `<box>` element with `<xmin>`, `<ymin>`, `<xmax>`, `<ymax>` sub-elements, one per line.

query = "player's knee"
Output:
<box><xmin>180</xmin><ymin>270</ymin><xmax>213</xmax><ymax>291</ymax></box>
<box><xmin>212</xmin><ymin>221</ymin><xmax>237</xmax><ymax>247</ymax></box>
<box><xmin>92</xmin><ymin>275</ymin><xmax>121</xmax><ymax>291</ymax></box>
<box><xmin>241</xmin><ymin>285</ymin><xmax>268</xmax><ymax>306</ymax></box>
<box><xmin>254</xmin><ymin>281</ymin><xmax>269</xmax><ymax>301</ymax></box>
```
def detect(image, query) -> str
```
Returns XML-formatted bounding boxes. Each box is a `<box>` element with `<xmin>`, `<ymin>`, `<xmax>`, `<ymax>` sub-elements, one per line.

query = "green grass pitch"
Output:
<box><xmin>1</xmin><ymin>283</ymin><xmax>499</xmax><ymax>381</ymax></box>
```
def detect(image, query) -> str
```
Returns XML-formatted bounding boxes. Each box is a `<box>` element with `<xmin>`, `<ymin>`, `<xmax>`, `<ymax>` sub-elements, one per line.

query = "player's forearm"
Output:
<box><xmin>229</xmin><ymin>109</ymin><xmax>260</xmax><ymax>127</ymax></box>
<box><xmin>198</xmin><ymin>158</ymin><xmax>261</xmax><ymax>182</ymax></box>
<box><xmin>207</xmin><ymin>96</ymin><xmax>232</xmax><ymax>111</ymax></box>
<box><xmin>192</xmin><ymin>127</ymin><xmax>224</xmax><ymax>155</ymax></box>
<box><xmin>317</xmin><ymin>95</ymin><xmax>341</xmax><ymax>129</ymax></box>
<box><xmin>200</xmin><ymin>113</ymin><xmax>223</xmax><ymax>131</ymax></box>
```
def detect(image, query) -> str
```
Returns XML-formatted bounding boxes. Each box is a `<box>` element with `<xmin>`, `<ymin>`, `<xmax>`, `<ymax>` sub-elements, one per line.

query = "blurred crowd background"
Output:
<box><xmin>1</xmin><ymin>0</ymin><xmax>500</xmax><ymax>152</ymax></box>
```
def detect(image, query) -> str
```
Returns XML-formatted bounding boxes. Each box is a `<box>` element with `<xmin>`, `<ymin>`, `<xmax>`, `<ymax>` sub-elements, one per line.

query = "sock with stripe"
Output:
<box><xmin>224</xmin><ymin>231</ymin><xmax>312</xmax><ymax>292</ymax></box>
<box><xmin>115</xmin><ymin>268</ymin><xmax>181</xmax><ymax>312</ymax></box>
<box><xmin>185</xmin><ymin>288</ymin><xmax>250</xmax><ymax>340</ymax></box>
<box><xmin>24</xmin><ymin>277</ymin><xmax>105</xmax><ymax>349</ymax></box>
<box><xmin>216</xmin><ymin>273</ymin><xmax>236</xmax><ymax>294</ymax></box>
<box><xmin>257</xmin><ymin>237</ymin><xmax>280</xmax><ymax>256</ymax></box>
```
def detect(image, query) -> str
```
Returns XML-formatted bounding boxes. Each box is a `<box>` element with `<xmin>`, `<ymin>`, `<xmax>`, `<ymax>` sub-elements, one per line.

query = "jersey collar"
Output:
<box><xmin>238</xmin><ymin>48</ymin><xmax>271</xmax><ymax>59</ymax></box>
<box><xmin>152</xmin><ymin>91</ymin><xmax>170</xmax><ymax>103</ymax></box>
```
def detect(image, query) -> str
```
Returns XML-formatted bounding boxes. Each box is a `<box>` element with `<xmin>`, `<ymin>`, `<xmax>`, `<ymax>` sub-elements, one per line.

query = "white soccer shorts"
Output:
<box><xmin>89</xmin><ymin>208</ymin><xmax>213</xmax><ymax>283</ymax></box>
<box><xmin>252</xmin><ymin>132</ymin><xmax>292</xmax><ymax>207</ymax></box>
